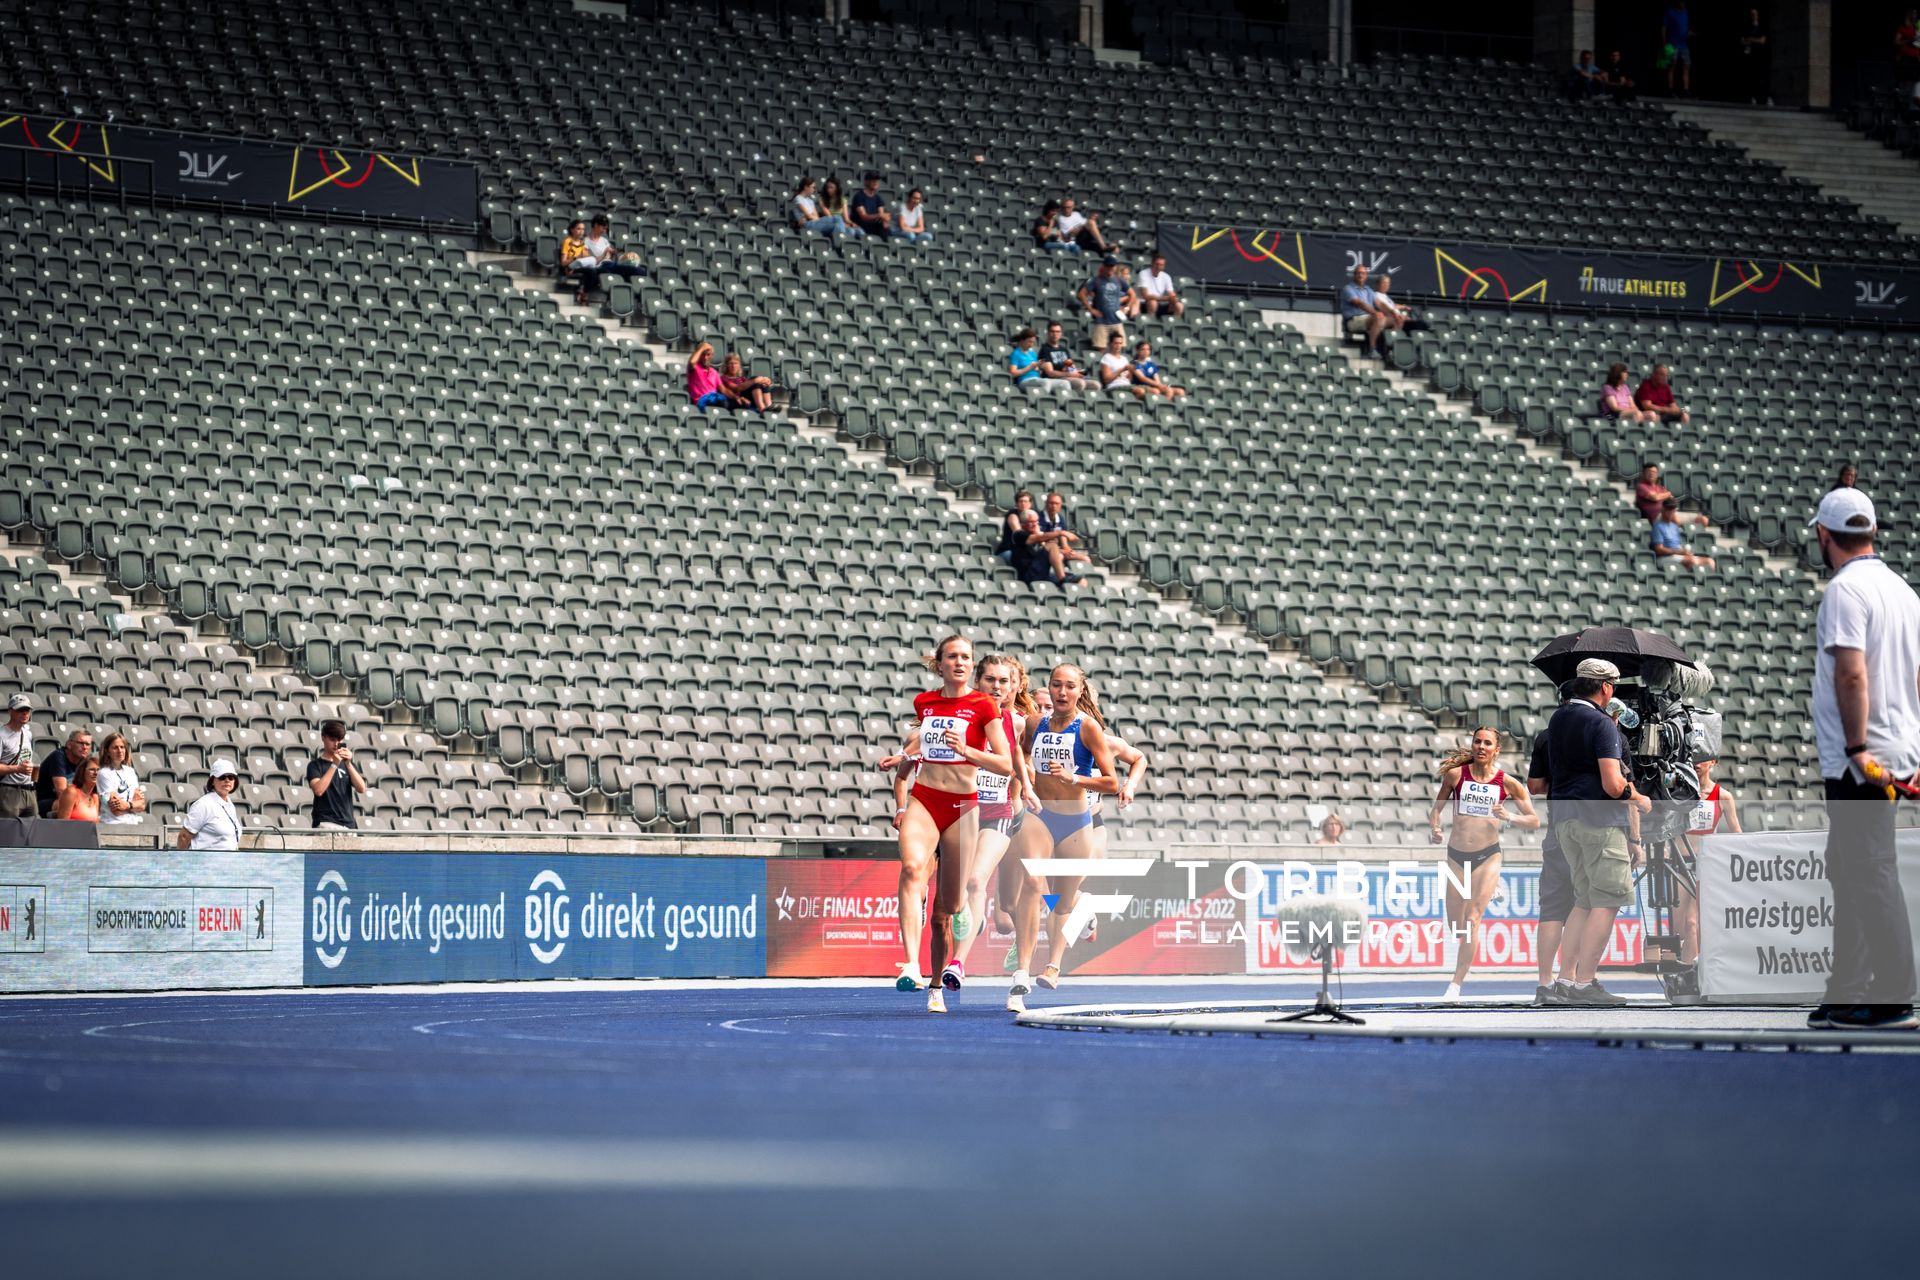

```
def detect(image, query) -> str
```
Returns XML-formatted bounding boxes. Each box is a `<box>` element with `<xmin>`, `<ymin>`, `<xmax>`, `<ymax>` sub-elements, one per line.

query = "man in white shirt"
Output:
<box><xmin>0</xmin><ymin>694</ymin><xmax>35</xmax><ymax>820</ymax></box>
<box><xmin>1135</xmin><ymin>254</ymin><xmax>1184</xmax><ymax>319</ymax></box>
<box><xmin>1807</xmin><ymin>488</ymin><xmax>1920</xmax><ymax>1031</ymax></box>
<box><xmin>1055</xmin><ymin>197</ymin><xmax>1110</xmax><ymax>254</ymax></box>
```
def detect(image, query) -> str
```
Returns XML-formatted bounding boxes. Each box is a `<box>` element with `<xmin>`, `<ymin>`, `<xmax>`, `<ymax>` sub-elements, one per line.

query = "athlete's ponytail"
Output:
<box><xmin>1436</xmin><ymin>725</ymin><xmax>1501</xmax><ymax>776</ymax></box>
<box><xmin>920</xmin><ymin>634</ymin><xmax>970</xmax><ymax>673</ymax></box>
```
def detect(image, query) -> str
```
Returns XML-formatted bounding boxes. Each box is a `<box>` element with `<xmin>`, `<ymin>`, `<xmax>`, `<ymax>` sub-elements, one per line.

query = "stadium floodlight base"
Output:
<box><xmin>1014</xmin><ymin>998</ymin><xmax>1920</xmax><ymax>1053</ymax></box>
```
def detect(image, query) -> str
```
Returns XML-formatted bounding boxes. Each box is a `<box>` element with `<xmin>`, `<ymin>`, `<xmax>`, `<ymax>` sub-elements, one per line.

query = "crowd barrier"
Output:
<box><xmin>1</xmin><ymin>847</ymin><xmax>1650</xmax><ymax>994</ymax></box>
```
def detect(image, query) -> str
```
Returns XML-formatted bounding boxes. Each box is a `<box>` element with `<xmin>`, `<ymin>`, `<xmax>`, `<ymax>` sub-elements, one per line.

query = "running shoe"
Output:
<box><xmin>951</xmin><ymin>907</ymin><xmax>971</xmax><ymax>942</ymax></box>
<box><xmin>1008</xmin><ymin>971</ymin><xmax>1033</xmax><ymax>997</ymax></box>
<box><xmin>1440</xmin><ymin>983</ymin><xmax>1462</xmax><ymax>1002</ymax></box>
<box><xmin>1035</xmin><ymin>965</ymin><xmax>1061</xmax><ymax>990</ymax></box>
<box><xmin>1806</xmin><ymin>1004</ymin><xmax>1838</xmax><ymax>1029</ymax></box>
<box><xmin>1570</xmin><ymin>980</ymin><xmax>1628</xmax><ymax>1007</ymax></box>
<box><xmin>1002</xmin><ymin>946</ymin><xmax>1020</xmax><ymax>974</ymax></box>
<box><xmin>1825</xmin><ymin>1005</ymin><xmax>1918</xmax><ymax>1031</ymax></box>
<box><xmin>927</xmin><ymin>987</ymin><xmax>947</xmax><ymax>1014</ymax></box>
<box><xmin>1006</xmin><ymin>990</ymin><xmax>1026</xmax><ymax>1014</ymax></box>
<box><xmin>895</xmin><ymin>968</ymin><xmax>925</xmax><ymax>992</ymax></box>
<box><xmin>1534</xmin><ymin>982</ymin><xmax>1571</xmax><ymax>1007</ymax></box>
<box><xmin>941</xmin><ymin>962</ymin><xmax>965</xmax><ymax>991</ymax></box>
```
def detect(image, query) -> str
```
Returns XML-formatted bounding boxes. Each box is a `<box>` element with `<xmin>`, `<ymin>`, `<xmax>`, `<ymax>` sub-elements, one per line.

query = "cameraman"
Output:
<box><xmin>1808</xmin><ymin>490</ymin><xmax>1920</xmax><ymax>1031</ymax></box>
<box><xmin>1528</xmin><ymin>706</ymin><xmax>1577</xmax><ymax>1005</ymax></box>
<box><xmin>1547</xmin><ymin>658</ymin><xmax>1652</xmax><ymax>1006</ymax></box>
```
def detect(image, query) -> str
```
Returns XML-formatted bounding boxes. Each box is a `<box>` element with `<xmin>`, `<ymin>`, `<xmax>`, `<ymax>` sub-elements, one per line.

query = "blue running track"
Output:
<box><xmin>0</xmin><ymin>977</ymin><xmax>1913</xmax><ymax>1279</ymax></box>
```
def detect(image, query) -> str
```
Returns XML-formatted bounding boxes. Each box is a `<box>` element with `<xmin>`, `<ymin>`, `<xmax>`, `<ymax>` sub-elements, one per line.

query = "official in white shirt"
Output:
<box><xmin>1807</xmin><ymin>488</ymin><xmax>1920</xmax><ymax>1030</ymax></box>
<box><xmin>179</xmin><ymin>758</ymin><xmax>244</xmax><ymax>852</ymax></box>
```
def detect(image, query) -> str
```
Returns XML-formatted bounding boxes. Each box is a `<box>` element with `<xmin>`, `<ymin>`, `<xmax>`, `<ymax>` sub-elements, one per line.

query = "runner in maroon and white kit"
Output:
<box><xmin>1428</xmin><ymin>726</ymin><xmax>1539</xmax><ymax>1001</ymax></box>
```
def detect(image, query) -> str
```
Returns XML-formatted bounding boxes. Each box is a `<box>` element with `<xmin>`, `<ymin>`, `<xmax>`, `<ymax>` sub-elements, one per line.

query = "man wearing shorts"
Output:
<box><xmin>1546</xmin><ymin>658</ymin><xmax>1650</xmax><ymax>1006</ymax></box>
<box><xmin>1528</xmin><ymin>713</ymin><xmax>1577</xmax><ymax>1005</ymax></box>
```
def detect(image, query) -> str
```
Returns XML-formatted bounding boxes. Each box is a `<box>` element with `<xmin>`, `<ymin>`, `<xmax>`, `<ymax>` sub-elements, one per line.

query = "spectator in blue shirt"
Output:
<box><xmin>1570</xmin><ymin>49</ymin><xmax>1607</xmax><ymax>100</ymax></box>
<box><xmin>1338</xmin><ymin>263</ymin><xmax>1399</xmax><ymax>358</ymax></box>
<box><xmin>1650</xmin><ymin>498</ymin><xmax>1716</xmax><ymax>569</ymax></box>
<box><xmin>1007</xmin><ymin>329</ymin><xmax>1043</xmax><ymax>390</ymax></box>
<box><xmin>1129</xmin><ymin>340</ymin><xmax>1186</xmax><ymax>401</ymax></box>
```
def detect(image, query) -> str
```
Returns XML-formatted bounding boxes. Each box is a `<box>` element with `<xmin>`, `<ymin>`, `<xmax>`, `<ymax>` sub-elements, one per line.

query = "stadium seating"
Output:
<box><xmin>3</xmin><ymin>1</ymin><xmax>1904</xmax><ymax>841</ymax></box>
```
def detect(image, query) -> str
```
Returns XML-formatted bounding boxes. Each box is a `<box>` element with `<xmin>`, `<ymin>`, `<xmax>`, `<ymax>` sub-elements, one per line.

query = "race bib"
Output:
<box><xmin>977</xmin><ymin>770</ymin><xmax>1010</xmax><ymax>805</ymax></box>
<box><xmin>1689</xmin><ymin>799</ymin><xmax>1716</xmax><ymax>833</ymax></box>
<box><xmin>1456</xmin><ymin>779</ymin><xmax>1500</xmax><ymax>819</ymax></box>
<box><xmin>920</xmin><ymin>715</ymin><xmax>964</xmax><ymax>763</ymax></box>
<box><xmin>1033</xmin><ymin>732</ymin><xmax>1076</xmax><ymax>776</ymax></box>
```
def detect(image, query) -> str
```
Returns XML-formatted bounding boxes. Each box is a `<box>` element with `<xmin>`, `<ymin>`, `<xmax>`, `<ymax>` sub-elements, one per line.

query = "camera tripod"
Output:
<box><xmin>1632</xmin><ymin>833</ymin><xmax>1700</xmax><ymax>1002</ymax></box>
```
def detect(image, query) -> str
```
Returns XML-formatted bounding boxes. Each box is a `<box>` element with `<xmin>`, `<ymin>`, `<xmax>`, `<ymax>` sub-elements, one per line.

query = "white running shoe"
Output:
<box><xmin>895</xmin><ymin>967</ymin><xmax>925</xmax><ymax>992</ymax></box>
<box><xmin>927</xmin><ymin>987</ymin><xmax>947</xmax><ymax>1014</ymax></box>
<box><xmin>941</xmin><ymin>962</ymin><xmax>964</xmax><ymax>991</ymax></box>
<box><xmin>1006</xmin><ymin>990</ymin><xmax>1026</xmax><ymax>1014</ymax></box>
<box><xmin>1441</xmin><ymin>982</ymin><xmax>1462</xmax><ymax>1002</ymax></box>
<box><xmin>1008</xmin><ymin>970</ymin><xmax>1032</xmax><ymax>997</ymax></box>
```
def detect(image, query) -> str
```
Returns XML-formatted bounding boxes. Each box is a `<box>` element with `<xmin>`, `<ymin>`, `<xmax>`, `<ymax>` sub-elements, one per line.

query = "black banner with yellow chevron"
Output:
<box><xmin>1156</xmin><ymin>223</ymin><xmax>1920</xmax><ymax>326</ymax></box>
<box><xmin>0</xmin><ymin>112</ymin><xmax>478</xmax><ymax>231</ymax></box>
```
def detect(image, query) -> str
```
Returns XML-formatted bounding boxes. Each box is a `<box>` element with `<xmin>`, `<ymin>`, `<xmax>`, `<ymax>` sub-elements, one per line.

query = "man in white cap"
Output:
<box><xmin>0</xmin><ymin>694</ymin><xmax>35</xmax><ymax>820</ymax></box>
<box><xmin>1807</xmin><ymin>488</ymin><xmax>1920</xmax><ymax>1031</ymax></box>
<box><xmin>1545</xmin><ymin>657</ymin><xmax>1652</xmax><ymax>1005</ymax></box>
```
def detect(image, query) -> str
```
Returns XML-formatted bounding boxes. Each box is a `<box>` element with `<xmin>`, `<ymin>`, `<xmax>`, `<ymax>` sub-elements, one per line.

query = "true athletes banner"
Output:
<box><xmin>0</xmin><ymin>112</ymin><xmax>479</xmax><ymax>229</ymax></box>
<box><xmin>1157</xmin><ymin>223</ymin><xmax>1920</xmax><ymax>327</ymax></box>
<box><xmin>1696</xmin><ymin>828</ymin><xmax>1920</xmax><ymax>1004</ymax></box>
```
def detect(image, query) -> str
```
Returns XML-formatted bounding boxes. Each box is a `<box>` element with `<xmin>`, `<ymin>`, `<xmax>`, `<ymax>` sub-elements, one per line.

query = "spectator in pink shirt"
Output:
<box><xmin>687</xmin><ymin>341</ymin><xmax>728</xmax><ymax>409</ymax></box>
<box><xmin>1634</xmin><ymin>364</ymin><xmax>1691</xmax><ymax>425</ymax></box>
<box><xmin>1597</xmin><ymin>362</ymin><xmax>1650</xmax><ymax>421</ymax></box>
<box><xmin>1634</xmin><ymin>463</ymin><xmax>1710</xmax><ymax>527</ymax></box>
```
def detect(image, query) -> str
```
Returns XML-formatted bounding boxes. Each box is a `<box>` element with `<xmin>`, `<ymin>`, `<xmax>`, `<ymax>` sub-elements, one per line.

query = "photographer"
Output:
<box><xmin>1546</xmin><ymin>659</ymin><xmax>1652</xmax><ymax>1006</ymax></box>
<box><xmin>1808</xmin><ymin>489</ymin><xmax>1920</xmax><ymax>1031</ymax></box>
<box><xmin>1527</xmin><ymin>711</ymin><xmax>1578</xmax><ymax>1006</ymax></box>
<box><xmin>306</xmin><ymin>719</ymin><xmax>367</xmax><ymax>831</ymax></box>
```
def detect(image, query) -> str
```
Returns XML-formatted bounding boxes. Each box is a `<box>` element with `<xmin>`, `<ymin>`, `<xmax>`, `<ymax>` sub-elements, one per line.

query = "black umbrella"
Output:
<box><xmin>1530</xmin><ymin>626</ymin><xmax>1695</xmax><ymax>686</ymax></box>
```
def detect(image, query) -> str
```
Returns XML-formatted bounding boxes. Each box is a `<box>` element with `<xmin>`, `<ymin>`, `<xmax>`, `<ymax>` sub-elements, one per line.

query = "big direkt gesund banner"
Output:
<box><xmin>0</xmin><ymin>112</ymin><xmax>480</xmax><ymax>228</ymax></box>
<box><xmin>303</xmin><ymin>854</ymin><xmax>764</xmax><ymax>984</ymax></box>
<box><xmin>0</xmin><ymin>848</ymin><xmax>303</xmax><ymax>993</ymax></box>
<box><xmin>1157</xmin><ymin>223</ymin><xmax>1920</xmax><ymax>326</ymax></box>
<box><xmin>1697</xmin><ymin>828</ymin><xmax>1920</xmax><ymax>1004</ymax></box>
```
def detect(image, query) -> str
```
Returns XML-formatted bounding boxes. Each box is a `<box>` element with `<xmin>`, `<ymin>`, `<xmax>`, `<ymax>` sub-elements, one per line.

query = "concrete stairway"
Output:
<box><xmin>1667</xmin><ymin>102</ymin><xmax>1920</xmax><ymax>239</ymax></box>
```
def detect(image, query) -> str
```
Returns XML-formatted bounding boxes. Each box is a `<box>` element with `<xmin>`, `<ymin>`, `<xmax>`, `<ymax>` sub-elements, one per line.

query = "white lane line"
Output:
<box><xmin>0</xmin><ymin>1130</ymin><xmax>919</xmax><ymax>1198</ymax></box>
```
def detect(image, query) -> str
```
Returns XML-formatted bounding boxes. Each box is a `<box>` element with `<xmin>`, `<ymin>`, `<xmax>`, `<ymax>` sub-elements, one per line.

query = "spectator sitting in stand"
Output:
<box><xmin>849</xmin><ymin>172</ymin><xmax>892</xmax><ymax>241</ymax></box>
<box><xmin>1098</xmin><ymin>332</ymin><xmax>1143</xmax><ymax>397</ymax></box>
<box><xmin>1136</xmin><ymin>254</ymin><xmax>1184</xmax><ymax>319</ymax></box>
<box><xmin>1339</xmin><ymin>263</ymin><xmax>1400</xmax><ymax>358</ymax></box>
<box><xmin>1372</xmin><ymin>274</ymin><xmax>1425</xmax><ymax>333</ymax></box>
<box><xmin>1007</xmin><ymin>328</ymin><xmax>1045</xmax><ymax>392</ymax></box>
<box><xmin>1115</xmin><ymin>265</ymin><xmax>1142</xmax><ymax>320</ymax></box>
<box><xmin>1056</xmin><ymin>197</ymin><xmax>1112</xmax><ymax>254</ymax></box>
<box><xmin>1315</xmin><ymin>813</ymin><xmax>1345</xmax><ymax>845</ymax></box>
<box><xmin>577</xmin><ymin>215</ymin><xmax>643</xmax><ymax>304</ymax></box>
<box><xmin>720</xmin><ymin>352</ymin><xmax>775</xmax><ymax>413</ymax></box>
<box><xmin>52</xmin><ymin>755</ymin><xmax>100</xmax><ymax>823</ymax></box>
<box><xmin>1079</xmin><ymin>257</ymin><xmax>1132</xmax><ymax>350</ymax></box>
<box><xmin>1571</xmin><ymin>48</ymin><xmax>1608</xmax><ymax>99</ymax></box>
<box><xmin>1037</xmin><ymin>321</ymin><xmax>1093</xmax><ymax>391</ymax></box>
<box><xmin>791</xmin><ymin>176</ymin><xmax>848</xmax><ymax>237</ymax></box>
<box><xmin>35</xmin><ymin>728</ymin><xmax>93</xmax><ymax>819</ymax></box>
<box><xmin>896</xmin><ymin>189</ymin><xmax>933</xmax><ymax>245</ymax></box>
<box><xmin>1599</xmin><ymin>363</ymin><xmax>1650</xmax><ymax>421</ymax></box>
<box><xmin>1650</xmin><ymin>498</ymin><xmax>1716</xmax><ymax>570</ymax></box>
<box><xmin>687</xmin><ymin>341</ymin><xmax>730</xmax><ymax>409</ymax></box>
<box><xmin>1633</xmin><ymin>463</ymin><xmax>1710</xmax><ymax>525</ymax></box>
<box><xmin>1032</xmin><ymin>200</ymin><xmax>1077</xmax><ymax>253</ymax></box>
<box><xmin>1634</xmin><ymin>364</ymin><xmax>1691</xmax><ymax>425</ymax></box>
<box><xmin>1832</xmin><ymin>462</ymin><xmax>1859</xmax><ymax>492</ymax></box>
<box><xmin>1013</xmin><ymin>510</ymin><xmax>1082</xmax><ymax>588</ymax></box>
<box><xmin>1128</xmin><ymin>339</ymin><xmax>1187</xmax><ymax>400</ymax></box>
<box><xmin>1036</xmin><ymin>491</ymin><xmax>1093</xmax><ymax>578</ymax></box>
<box><xmin>996</xmin><ymin>490</ymin><xmax>1037</xmax><ymax>563</ymax></box>
<box><xmin>819</xmin><ymin>177</ymin><xmax>865</xmax><ymax>237</ymax></box>
<box><xmin>559</xmin><ymin>219</ymin><xmax>593</xmax><ymax>297</ymax></box>
<box><xmin>1605</xmin><ymin>49</ymin><xmax>1638</xmax><ymax>102</ymax></box>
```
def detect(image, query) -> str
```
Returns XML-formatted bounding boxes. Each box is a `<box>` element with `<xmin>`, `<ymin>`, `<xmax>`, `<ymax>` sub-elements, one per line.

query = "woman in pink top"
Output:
<box><xmin>1597</xmin><ymin>362</ymin><xmax>1648</xmax><ymax>422</ymax></box>
<box><xmin>687</xmin><ymin>341</ymin><xmax>728</xmax><ymax>409</ymax></box>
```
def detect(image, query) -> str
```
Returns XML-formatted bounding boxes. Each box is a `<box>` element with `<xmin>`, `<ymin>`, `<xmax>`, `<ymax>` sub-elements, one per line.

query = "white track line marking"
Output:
<box><xmin>0</xmin><ymin>1130</ymin><xmax>921</xmax><ymax>1198</ymax></box>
